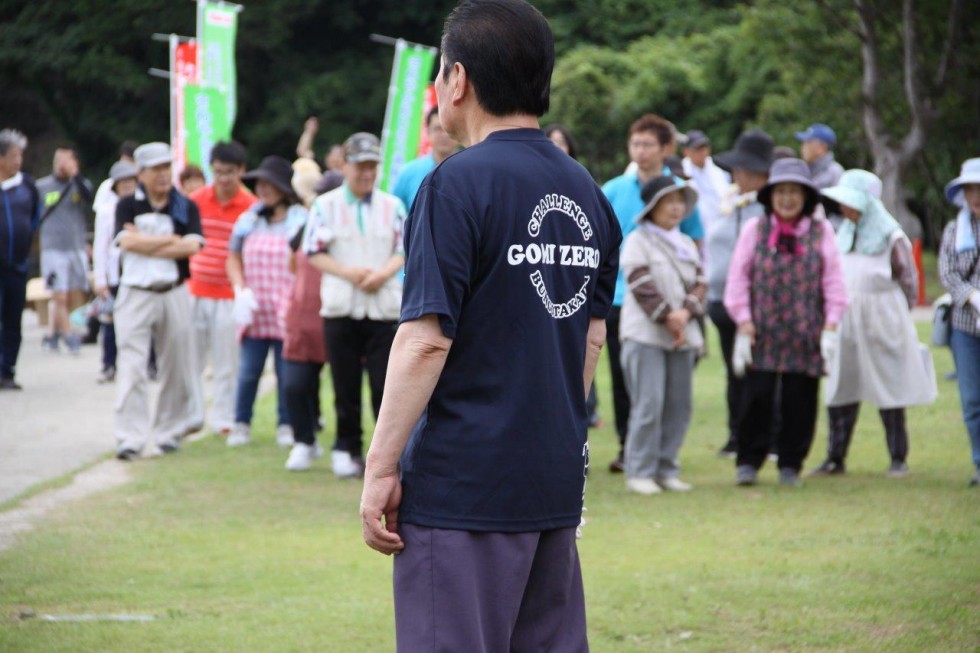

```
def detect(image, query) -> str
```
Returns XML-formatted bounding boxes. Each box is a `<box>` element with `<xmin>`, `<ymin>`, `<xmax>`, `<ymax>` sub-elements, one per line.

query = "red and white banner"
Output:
<box><xmin>170</xmin><ymin>39</ymin><xmax>199</xmax><ymax>184</ymax></box>
<box><xmin>416</xmin><ymin>84</ymin><xmax>437</xmax><ymax>157</ymax></box>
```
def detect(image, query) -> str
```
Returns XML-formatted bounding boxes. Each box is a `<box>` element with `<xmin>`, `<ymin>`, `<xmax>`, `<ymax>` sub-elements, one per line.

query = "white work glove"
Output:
<box><xmin>732</xmin><ymin>333</ymin><xmax>753</xmax><ymax>378</ymax></box>
<box><xmin>233</xmin><ymin>286</ymin><xmax>258</xmax><ymax>328</ymax></box>
<box><xmin>820</xmin><ymin>330</ymin><xmax>839</xmax><ymax>376</ymax></box>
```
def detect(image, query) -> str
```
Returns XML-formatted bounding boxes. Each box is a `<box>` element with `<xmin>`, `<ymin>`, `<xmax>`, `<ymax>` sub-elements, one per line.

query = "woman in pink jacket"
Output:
<box><xmin>724</xmin><ymin>158</ymin><xmax>848</xmax><ymax>487</ymax></box>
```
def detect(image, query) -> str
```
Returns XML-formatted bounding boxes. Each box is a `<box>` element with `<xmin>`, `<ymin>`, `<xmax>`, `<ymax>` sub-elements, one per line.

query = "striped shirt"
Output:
<box><xmin>187</xmin><ymin>184</ymin><xmax>257</xmax><ymax>299</ymax></box>
<box><xmin>939</xmin><ymin>217</ymin><xmax>980</xmax><ymax>337</ymax></box>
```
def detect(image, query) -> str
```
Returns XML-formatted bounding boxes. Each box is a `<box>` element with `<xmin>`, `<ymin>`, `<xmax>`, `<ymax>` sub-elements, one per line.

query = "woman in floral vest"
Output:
<box><xmin>724</xmin><ymin>158</ymin><xmax>848</xmax><ymax>487</ymax></box>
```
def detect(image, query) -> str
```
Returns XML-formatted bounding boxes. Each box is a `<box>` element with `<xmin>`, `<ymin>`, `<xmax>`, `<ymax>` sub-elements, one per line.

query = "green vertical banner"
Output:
<box><xmin>379</xmin><ymin>40</ymin><xmax>438</xmax><ymax>191</ymax></box>
<box><xmin>197</xmin><ymin>0</ymin><xmax>240</xmax><ymax>126</ymax></box>
<box><xmin>184</xmin><ymin>84</ymin><xmax>233</xmax><ymax>171</ymax></box>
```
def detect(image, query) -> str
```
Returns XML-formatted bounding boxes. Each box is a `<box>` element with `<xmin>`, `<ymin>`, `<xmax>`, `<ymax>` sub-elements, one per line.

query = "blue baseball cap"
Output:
<box><xmin>794</xmin><ymin>123</ymin><xmax>837</xmax><ymax>147</ymax></box>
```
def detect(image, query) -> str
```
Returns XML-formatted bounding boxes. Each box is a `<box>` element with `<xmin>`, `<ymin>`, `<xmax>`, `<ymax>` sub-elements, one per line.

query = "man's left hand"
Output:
<box><xmin>360</xmin><ymin>468</ymin><xmax>405</xmax><ymax>555</ymax></box>
<box><xmin>358</xmin><ymin>270</ymin><xmax>388</xmax><ymax>293</ymax></box>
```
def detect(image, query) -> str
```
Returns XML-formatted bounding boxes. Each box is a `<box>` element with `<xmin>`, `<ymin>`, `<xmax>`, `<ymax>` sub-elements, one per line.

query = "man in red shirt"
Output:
<box><xmin>186</xmin><ymin>142</ymin><xmax>256</xmax><ymax>435</ymax></box>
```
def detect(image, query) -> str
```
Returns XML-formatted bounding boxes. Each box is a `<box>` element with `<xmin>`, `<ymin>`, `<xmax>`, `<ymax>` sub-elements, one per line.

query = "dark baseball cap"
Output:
<box><xmin>344</xmin><ymin>132</ymin><xmax>381</xmax><ymax>163</ymax></box>
<box><xmin>684</xmin><ymin>130</ymin><xmax>710</xmax><ymax>149</ymax></box>
<box><xmin>794</xmin><ymin>123</ymin><xmax>837</xmax><ymax>147</ymax></box>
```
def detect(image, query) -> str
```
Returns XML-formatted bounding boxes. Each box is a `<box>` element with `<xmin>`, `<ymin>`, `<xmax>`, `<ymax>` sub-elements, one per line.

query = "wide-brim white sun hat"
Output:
<box><xmin>945</xmin><ymin>157</ymin><xmax>980</xmax><ymax>204</ymax></box>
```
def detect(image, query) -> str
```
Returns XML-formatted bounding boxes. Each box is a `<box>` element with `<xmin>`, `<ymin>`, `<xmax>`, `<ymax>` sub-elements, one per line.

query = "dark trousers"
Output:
<box><xmin>826</xmin><ymin>403</ymin><xmax>908</xmax><ymax>464</ymax></box>
<box><xmin>282</xmin><ymin>359</ymin><xmax>323</xmax><ymax>446</ymax></box>
<box><xmin>707</xmin><ymin>301</ymin><xmax>743</xmax><ymax>448</ymax></box>
<box><xmin>605</xmin><ymin>306</ymin><xmax>630</xmax><ymax>447</ymax></box>
<box><xmin>736</xmin><ymin>370</ymin><xmax>819</xmax><ymax>472</ymax></box>
<box><xmin>323</xmin><ymin>317</ymin><xmax>396</xmax><ymax>458</ymax></box>
<box><xmin>586</xmin><ymin>382</ymin><xmax>599</xmax><ymax>423</ymax></box>
<box><xmin>0</xmin><ymin>266</ymin><xmax>27</xmax><ymax>380</ymax></box>
<box><xmin>101</xmin><ymin>322</ymin><xmax>117</xmax><ymax>370</ymax></box>
<box><xmin>394</xmin><ymin>524</ymin><xmax>587</xmax><ymax>653</ymax></box>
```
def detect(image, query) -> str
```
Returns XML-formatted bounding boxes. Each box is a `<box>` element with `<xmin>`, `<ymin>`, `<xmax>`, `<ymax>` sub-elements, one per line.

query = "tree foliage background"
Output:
<box><xmin>1</xmin><ymin>0</ymin><xmax>976</xmax><ymax>243</ymax></box>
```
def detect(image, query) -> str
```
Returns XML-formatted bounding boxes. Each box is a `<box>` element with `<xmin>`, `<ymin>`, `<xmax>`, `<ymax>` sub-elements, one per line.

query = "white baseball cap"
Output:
<box><xmin>134</xmin><ymin>142</ymin><xmax>172</xmax><ymax>170</ymax></box>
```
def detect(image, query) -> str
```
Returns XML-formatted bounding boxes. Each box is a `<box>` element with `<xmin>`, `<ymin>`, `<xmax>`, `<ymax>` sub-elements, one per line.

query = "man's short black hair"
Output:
<box><xmin>119</xmin><ymin>140</ymin><xmax>138</xmax><ymax>159</ymax></box>
<box><xmin>210</xmin><ymin>140</ymin><xmax>247</xmax><ymax>166</ymax></box>
<box><xmin>441</xmin><ymin>0</ymin><xmax>554</xmax><ymax>117</ymax></box>
<box><xmin>629</xmin><ymin>114</ymin><xmax>673</xmax><ymax>147</ymax></box>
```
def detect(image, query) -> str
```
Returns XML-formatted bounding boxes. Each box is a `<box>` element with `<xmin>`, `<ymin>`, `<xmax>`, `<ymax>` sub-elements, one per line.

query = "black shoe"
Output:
<box><xmin>181</xmin><ymin>423</ymin><xmax>204</xmax><ymax>438</ymax></box>
<box><xmin>886</xmin><ymin>461</ymin><xmax>909</xmax><ymax>478</ymax></box>
<box><xmin>969</xmin><ymin>470</ymin><xmax>980</xmax><ymax>487</ymax></box>
<box><xmin>717</xmin><ymin>442</ymin><xmax>737</xmax><ymax>459</ymax></box>
<box><xmin>736</xmin><ymin>465</ymin><xmax>758</xmax><ymax>486</ymax></box>
<box><xmin>0</xmin><ymin>378</ymin><xmax>23</xmax><ymax>390</ymax></box>
<box><xmin>608</xmin><ymin>452</ymin><xmax>624</xmax><ymax>474</ymax></box>
<box><xmin>159</xmin><ymin>442</ymin><xmax>179</xmax><ymax>454</ymax></box>
<box><xmin>116</xmin><ymin>448</ymin><xmax>139</xmax><ymax>461</ymax></box>
<box><xmin>808</xmin><ymin>459</ymin><xmax>846</xmax><ymax>477</ymax></box>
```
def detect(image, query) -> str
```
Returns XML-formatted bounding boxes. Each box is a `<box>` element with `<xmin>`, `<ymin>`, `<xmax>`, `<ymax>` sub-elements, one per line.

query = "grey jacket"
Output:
<box><xmin>36</xmin><ymin>175</ymin><xmax>94</xmax><ymax>251</ymax></box>
<box><xmin>705</xmin><ymin>193</ymin><xmax>765</xmax><ymax>302</ymax></box>
<box><xmin>809</xmin><ymin>152</ymin><xmax>844</xmax><ymax>190</ymax></box>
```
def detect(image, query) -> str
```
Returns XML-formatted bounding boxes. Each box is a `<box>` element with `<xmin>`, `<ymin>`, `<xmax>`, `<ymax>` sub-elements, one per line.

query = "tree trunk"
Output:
<box><xmin>875</xmin><ymin>153</ymin><xmax>922</xmax><ymax>240</ymax></box>
<box><xmin>854</xmin><ymin>0</ymin><xmax>963</xmax><ymax>242</ymax></box>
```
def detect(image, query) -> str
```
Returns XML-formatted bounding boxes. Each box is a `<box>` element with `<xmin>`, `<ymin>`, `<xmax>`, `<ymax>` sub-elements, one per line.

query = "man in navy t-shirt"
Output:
<box><xmin>358</xmin><ymin>1</ymin><xmax>620</xmax><ymax>649</ymax></box>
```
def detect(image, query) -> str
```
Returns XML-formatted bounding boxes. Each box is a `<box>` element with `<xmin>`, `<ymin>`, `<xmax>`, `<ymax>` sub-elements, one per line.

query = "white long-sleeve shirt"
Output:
<box><xmin>92</xmin><ymin>189</ymin><xmax>121</xmax><ymax>289</ymax></box>
<box><xmin>682</xmin><ymin>156</ymin><xmax>731</xmax><ymax>236</ymax></box>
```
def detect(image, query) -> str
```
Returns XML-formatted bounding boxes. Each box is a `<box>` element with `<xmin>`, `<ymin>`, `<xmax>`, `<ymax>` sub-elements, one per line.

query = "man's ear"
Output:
<box><xmin>450</xmin><ymin>62</ymin><xmax>468</xmax><ymax>107</ymax></box>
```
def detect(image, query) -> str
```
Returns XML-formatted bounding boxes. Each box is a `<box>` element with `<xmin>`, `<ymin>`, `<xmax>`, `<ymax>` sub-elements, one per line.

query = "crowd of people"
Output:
<box><xmin>0</xmin><ymin>92</ymin><xmax>974</xmax><ymax>488</ymax></box>
<box><xmin>0</xmin><ymin>0</ymin><xmax>977</xmax><ymax>647</ymax></box>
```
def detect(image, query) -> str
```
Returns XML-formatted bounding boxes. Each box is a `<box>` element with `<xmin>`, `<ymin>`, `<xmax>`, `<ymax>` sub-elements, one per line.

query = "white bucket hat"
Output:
<box><xmin>945</xmin><ymin>158</ymin><xmax>980</xmax><ymax>204</ymax></box>
<box><xmin>133</xmin><ymin>142</ymin><xmax>172</xmax><ymax>170</ymax></box>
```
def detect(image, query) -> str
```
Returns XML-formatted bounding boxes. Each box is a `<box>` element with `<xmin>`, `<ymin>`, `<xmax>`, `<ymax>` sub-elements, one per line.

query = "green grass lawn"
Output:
<box><xmin>922</xmin><ymin>249</ymin><xmax>943</xmax><ymax>304</ymax></box>
<box><xmin>1</xmin><ymin>324</ymin><xmax>977</xmax><ymax>652</ymax></box>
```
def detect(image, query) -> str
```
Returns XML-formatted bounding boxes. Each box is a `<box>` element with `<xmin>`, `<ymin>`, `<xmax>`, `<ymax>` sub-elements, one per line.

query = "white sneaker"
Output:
<box><xmin>285</xmin><ymin>443</ymin><xmax>316</xmax><ymax>471</ymax></box>
<box><xmin>226</xmin><ymin>423</ymin><xmax>251</xmax><ymax>447</ymax></box>
<box><xmin>626</xmin><ymin>478</ymin><xmax>662</xmax><ymax>495</ymax></box>
<box><xmin>331</xmin><ymin>450</ymin><xmax>363</xmax><ymax>479</ymax></box>
<box><xmin>658</xmin><ymin>477</ymin><xmax>693</xmax><ymax>492</ymax></box>
<box><xmin>276</xmin><ymin>424</ymin><xmax>294</xmax><ymax>448</ymax></box>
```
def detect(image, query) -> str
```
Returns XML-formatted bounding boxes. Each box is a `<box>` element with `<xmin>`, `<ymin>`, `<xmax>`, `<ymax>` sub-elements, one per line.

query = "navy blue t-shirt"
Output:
<box><xmin>398</xmin><ymin>128</ymin><xmax>621</xmax><ymax>532</ymax></box>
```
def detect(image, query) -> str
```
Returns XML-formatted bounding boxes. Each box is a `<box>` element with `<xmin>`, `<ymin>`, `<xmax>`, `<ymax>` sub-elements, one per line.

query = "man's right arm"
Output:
<box><xmin>116</xmin><ymin>226</ymin><xmax>179</xmax><ymax>255</ymax></box>
<box><xmin>113</xmin><ymin>198</ymin><xmax>180</xmax><ymax>254</ymax></box>
<box><xmin>583</xmin><ymin>318</ymin><xmax>606</xmax><ymax>396</ymax></box>
<box><xmin>304</xmin><ymin>200</ymin><xmax>371</xmax><ymax>284</ymax></box>
<box><xmin>360</xmin><ymin>315</ymin><xmax>452</xmax><ymax>555</ymax></box>
<box><xmin>307</xmin><ymin>252</ymin><xmax>370</xmax><ymax>285</ymax></box>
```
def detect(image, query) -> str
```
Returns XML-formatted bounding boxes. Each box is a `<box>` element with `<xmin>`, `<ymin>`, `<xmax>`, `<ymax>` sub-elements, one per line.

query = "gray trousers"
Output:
<box><xmin>186</xmin><ymin>296</ymin><xmax>239</xmax><ymax>432</ymax></box>
<box><xmin>113</xmin><ymin>285</ymin><xmax>194</xmax><ymax>452</ymax></box>
<box><xmin>621</xmin><ymin>339</ymin><xmax>694</xmax><ymax>480</ymax></box>
<box><xmin>394</xmin><ymin>524</ymin><xmax>588</xmax><ymax>653</ymax></box>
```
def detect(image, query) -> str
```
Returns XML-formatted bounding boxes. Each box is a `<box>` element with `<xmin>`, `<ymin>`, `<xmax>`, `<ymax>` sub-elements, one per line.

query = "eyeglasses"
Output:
<box><xmin>212</xmin><ymin>166</ymin><xmax>241</xmax><ymax>178</ymax></box>
<box><xmin>629</xmin><ymin>139</ymin><xmax>660</xmax><ymax>150</ymax></box>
